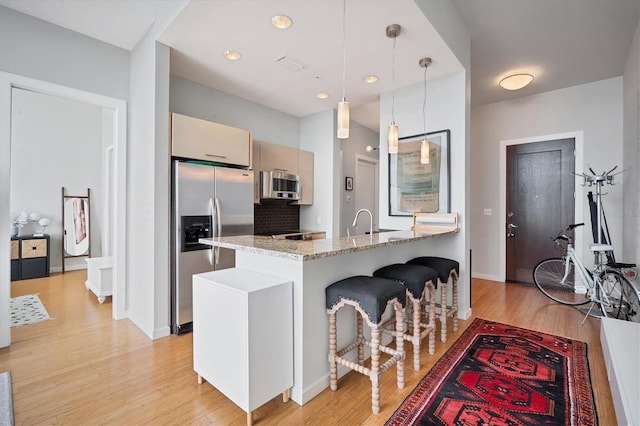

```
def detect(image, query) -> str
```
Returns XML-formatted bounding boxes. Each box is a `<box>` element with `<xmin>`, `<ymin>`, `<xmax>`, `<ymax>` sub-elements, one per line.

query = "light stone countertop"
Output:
<box><xmin>200</xmin><ymin>228</ymin><xmax>459</xmax><ymax>261</ymax></box>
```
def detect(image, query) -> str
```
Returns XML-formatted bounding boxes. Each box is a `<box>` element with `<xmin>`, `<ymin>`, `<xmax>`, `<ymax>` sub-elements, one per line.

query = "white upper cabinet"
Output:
<box><xmin>171</xmin><ymin>113</ymin><xmax>252</xmax><ymax>167</ymax></box>
<box><xmin>258</xmin><ymin>142</ymin><xmax>299</xmax><ymax>174</ymax></box>
<box><xmin>295</xmin><ymin>150</ymin><xmax>314</xmax><ymax>205</ymax></box>
<box><xmin>253</xmin><ymin>141</ymin><xmax>314</xmax><ymax>205</ymax></box>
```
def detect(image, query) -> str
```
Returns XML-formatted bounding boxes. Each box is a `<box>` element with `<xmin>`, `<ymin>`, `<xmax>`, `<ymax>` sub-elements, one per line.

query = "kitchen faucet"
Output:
<box><xmin>352</xmin><ymin>208</ymin><xmax>373</xmax><ymax>236</ymax></box>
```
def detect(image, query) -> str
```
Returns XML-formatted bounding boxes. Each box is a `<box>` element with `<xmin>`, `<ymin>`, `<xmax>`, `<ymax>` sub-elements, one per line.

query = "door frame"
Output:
<box><xmin>355</xmin><ymin>154</ymin><xmax>379</xmax><ymax>232</ymax></box>
<box><xmin>499</xmin><ymin>131</ymin><xmax>584</xmax><ymax>283</ymax></box>
<box><xmin>0</xmin><ymin>72</ymin><xmax>127</xmax><ymax>347</ymax></box>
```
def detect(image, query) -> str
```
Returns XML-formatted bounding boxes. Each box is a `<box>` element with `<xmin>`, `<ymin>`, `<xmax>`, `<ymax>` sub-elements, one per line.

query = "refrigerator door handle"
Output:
<box><xmin>208</xmin><ymin>197</ymin><xmax>215</xmax><ymax>265</ymax></box>
<box><xmin>214</xmin><ymin>197</ymin><xmax>221</xmax><ymax>265</ymax></box>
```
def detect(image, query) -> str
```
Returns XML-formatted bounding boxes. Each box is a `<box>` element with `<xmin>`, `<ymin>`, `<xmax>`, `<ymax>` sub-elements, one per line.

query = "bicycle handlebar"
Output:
<box><xmin>552</xmin><ymin>223</ymin><xmax>584</xmax><ymax>243</ymax></box>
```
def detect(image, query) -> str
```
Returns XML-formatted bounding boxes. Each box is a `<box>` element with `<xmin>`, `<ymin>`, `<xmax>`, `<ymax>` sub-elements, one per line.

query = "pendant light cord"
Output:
<box><xmin>391</xmin><ymin>35</ymin><xmax>396</xmax><ymax>123</ymax></box>
<box><xmin>341</xmin><ymin>0</ymin><xmax>346</xmax><ymax>100</ymax></box>
<box><xmin>422</xmin><ymin>63</ymin><xmax>428</xmax><ymax>136</ymax></box>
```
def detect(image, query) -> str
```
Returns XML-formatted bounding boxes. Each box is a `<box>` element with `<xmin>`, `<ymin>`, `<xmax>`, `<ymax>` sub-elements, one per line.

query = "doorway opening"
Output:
<box><xmin>354</xmin><ymin>155</ymin><xmax>380</xmax><ymax>235</ymax></box>
<box><xmin>0</xmin><ymin>72</ymin><xmax>127</xmax><ymax>347</ymax></box>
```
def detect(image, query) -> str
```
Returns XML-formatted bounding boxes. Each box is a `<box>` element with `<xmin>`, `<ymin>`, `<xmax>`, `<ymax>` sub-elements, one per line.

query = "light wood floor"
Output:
<box><xmin>1</xmin><ymin>271</ymin><xmax>616</xmax><ymax>425</ymax></box>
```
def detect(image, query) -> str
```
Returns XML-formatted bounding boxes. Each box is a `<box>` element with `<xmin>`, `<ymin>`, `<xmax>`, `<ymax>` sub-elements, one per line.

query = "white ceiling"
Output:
<box><xmin>452</xmin><ymin>0</ymin><xmax>639</xmax><ymax>106</ymax></box>
<box><xmin>1</xmin><ymin>0</ymin><xmax>638</xmax><ymax>131</ymax></box>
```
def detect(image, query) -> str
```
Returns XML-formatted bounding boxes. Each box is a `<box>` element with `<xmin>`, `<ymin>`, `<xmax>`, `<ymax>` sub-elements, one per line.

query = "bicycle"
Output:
<box><xmin>533</xmin><ymin>223</ymin><xmax>639</xmax><ymax>321</ymax></box>
<box><xmin>532</xmin><ymin>166</ymin><xmax>640</xmax><ymax>322</ymax></box>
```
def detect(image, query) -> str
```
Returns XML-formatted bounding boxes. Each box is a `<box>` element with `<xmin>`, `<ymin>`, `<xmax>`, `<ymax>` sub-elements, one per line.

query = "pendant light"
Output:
<box><xmin>419</xmin><ymin>57</ymin><xmax>432</xmax><ymax>164</ymax></box>
<box><xmin>386</xmin><ymin>24</ymin><xmax>401</xmax><ymax>154</ymax></box>
<box><xmin>337</xmin><ymin>0</ymin><xmax>349</xmax><ymax>139</ymax></box>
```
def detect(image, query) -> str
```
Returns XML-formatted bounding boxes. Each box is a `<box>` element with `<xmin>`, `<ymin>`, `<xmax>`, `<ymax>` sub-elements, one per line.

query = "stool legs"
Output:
<box><xmin>452</xmin><ymin>273</ymin><xmax>458</xmax><ymax>332</ymax></box>
<box><xmin>328</xmin><ymin>310</ymin><xmax>338</xmax><ymax>391</ymax></box>
<box><xmin>357</xmin><ymin>314</ymin><xmax>364</xmax><ymax>364</ymax></box>
<box><xmin>427</xmin><ymin>282</ymin><xmax>436</xmax><ymax>355</ymax></box>
<box><xmin>440</xmin><ymin>282</ymin><xmax>448</xmax><ymax>343</ymax></box>
<box><xmin>370</xmin><ymin>327</ymin><xmax>381</xmax><ymax>414</ymax></box>
<box><xmin>438</xmin><ymin>272</ymin><xmax>459</xmax><ymax>342</ymax></box>
<box><xmin>327</xmin><ymin>299</ymin><xmax>405</xmax><ymax>415</ymax></box>
<box><xmin>410</xmin><ymin>296</ymin><xmax>421</xmax><ymax>370</ymax></box>
<box><xmin>394</xmin><ymin>302</ymin><xmax>405</xmax><ymax>390</ymax></box>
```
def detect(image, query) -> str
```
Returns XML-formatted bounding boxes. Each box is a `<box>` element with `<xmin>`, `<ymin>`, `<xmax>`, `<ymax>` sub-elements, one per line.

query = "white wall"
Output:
<box><xmin>470</xmin><ymin>77</ymin><xmax>624</xmax><ymax>280</ymax></box>
<box><xmin>126</xmin><ymin>1</ymin><xmax>187</xmax><ymax>340</ymax></box>
<box><xmin>623</xmin><ymin>20</ymin><xmax>639</xmax><ymax>265</ymax></box>
<box><xmin>299</xmin><ymin>110</ymin><xmax>341</xmax><ymax>238</ymax></box>
<box><xmin>170</xmin><ymin>76</ymin><xmax>300</xmax><ymax>148</ymax></box>
<box><xmin>379</xmin><ymin>70</ymin><xmax>470</xmax><ymax>318</ymax></box>
<box><xmin>340</xmin><ymin>121</ymin><xmax>379</xmax><ymax>236</ymax></box>
<box><xmin>10</xmin><ymin>88</ymin><xmax>103</xmax><ymax>270</ymax></box>
<box><xmin>0</xmin><ymin>6</ymin><xmax>129</xmax><ymax>101</ymax></box>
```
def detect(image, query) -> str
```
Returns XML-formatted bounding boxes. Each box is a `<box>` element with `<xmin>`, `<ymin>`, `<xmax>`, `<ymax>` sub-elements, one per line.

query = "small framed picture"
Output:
<box><xmin>345</xmin><ymin>176</ymin><xmax>353</xmax><ymax>191</ymax></box>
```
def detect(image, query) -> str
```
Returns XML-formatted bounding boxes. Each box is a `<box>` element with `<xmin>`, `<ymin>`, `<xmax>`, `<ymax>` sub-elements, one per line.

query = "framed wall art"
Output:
<box><xmin>345</xmin><ymin>176</ymin><xmax>353</xmax><ymax>191</ymax></box>
<box><xmin>388</xmin><ymin>129</ymin><xmax>450</xmax><ymax>216</ymax></box>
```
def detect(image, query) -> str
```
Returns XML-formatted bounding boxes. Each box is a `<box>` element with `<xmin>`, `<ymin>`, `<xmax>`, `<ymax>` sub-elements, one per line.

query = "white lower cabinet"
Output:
<box><xmin>193</xmin><ymin>268</ymin><xmax>293</xmax><ymax>426</ymax></box>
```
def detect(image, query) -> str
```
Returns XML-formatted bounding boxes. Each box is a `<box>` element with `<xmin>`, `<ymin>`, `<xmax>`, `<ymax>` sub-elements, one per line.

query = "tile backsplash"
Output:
<box><xmin>254</xmin><ymin>203</ymin><xmax>300</xmax><ymax>235</ymax></box>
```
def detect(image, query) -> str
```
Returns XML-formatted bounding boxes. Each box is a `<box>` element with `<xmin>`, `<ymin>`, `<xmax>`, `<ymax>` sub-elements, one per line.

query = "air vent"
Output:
<box><xmin>274</xmin><ymin>56</ymin><xmax>307</xmax><ymax>72</ymax></box>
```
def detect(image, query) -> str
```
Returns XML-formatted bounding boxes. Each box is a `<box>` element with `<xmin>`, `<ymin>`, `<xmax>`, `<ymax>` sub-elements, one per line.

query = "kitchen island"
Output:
<box><xmin>199</xmin><ymin>228</ymin><xmax>459</xmax><ymax>405</ymax></box>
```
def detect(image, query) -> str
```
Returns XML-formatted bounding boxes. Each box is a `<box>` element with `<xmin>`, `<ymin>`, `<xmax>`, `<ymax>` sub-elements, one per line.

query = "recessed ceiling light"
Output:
<box><xmin>316</xmin><ymin>92</ymin><xmax>329</xmax><ymax>99</ymax></box>
<box><xmin>223</xmin><ymin>50</ymin><xmax>241</xmax><ymax>61</ymax></box>
<box><xmin>271</xmin><ymin>15</ymin><xmax>292</xmax><ymax>29</ymax></box>
<box><xmin>362</xmin><ymin>75</ymin><xmax>379</xmax><ymax>84</ymax></box>
<box><xmin>499</xmin><ymin>73</ymin><xmax>534</xmax><ymax>90</ymax></box>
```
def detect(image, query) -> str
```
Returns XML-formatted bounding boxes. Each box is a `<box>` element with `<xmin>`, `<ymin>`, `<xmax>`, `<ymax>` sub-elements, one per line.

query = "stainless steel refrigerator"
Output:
<box><xmin>171</xmin><ymin>161</ymin><xmax>254</xmax><ymax>334</ymax></box>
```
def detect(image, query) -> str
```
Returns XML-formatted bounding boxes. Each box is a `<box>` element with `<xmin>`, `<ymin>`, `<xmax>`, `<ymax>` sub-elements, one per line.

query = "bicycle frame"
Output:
<box><xmin>563</xmin><ymin>243</ymin><xmax>621</xmax><ymax>311</ymax></box>
<box><xmin>563</xmin><ymin>243</ymin><xmax>592</xmax><ymax>295</ymax></box>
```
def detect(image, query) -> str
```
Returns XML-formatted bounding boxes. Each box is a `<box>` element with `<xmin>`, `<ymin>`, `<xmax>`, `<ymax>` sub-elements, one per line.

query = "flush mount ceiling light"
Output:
<box><xmin>499</xmin><ymin>73</ymin><xmax>534</xmax><ymax>90</ymax></box>
<box><xmin>362</xmin><ymin>75</ymin><xmax>378</xmax><ymax>84</ymax></box>
<box><xmin>386</xmin><ymin>23</ymin><xmax>401</xmax><ymax>154</ymax></box>
<box><xmin>223</xmin><ymin>50</ymin><xmax>241</xmax><ymax>61</ymax></box>
<box><xmin>336</xmin><ymin>0</ymin><xmax>349</xmax><ymax>139</ymax></box>
<box><xmin>316</xmin><ymin>92</ymin><xmax>329</xmax><ymax>99</ymax></box>
<box><xmin>271</xmin><ymin>15</ymin><xmax>292</xmax><ymax>29</ymax></box>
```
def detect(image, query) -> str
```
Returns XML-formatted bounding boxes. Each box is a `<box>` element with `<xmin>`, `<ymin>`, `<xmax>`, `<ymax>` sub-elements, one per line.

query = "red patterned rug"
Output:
<box><xmin>386</xmin><ymin>318</ymin><xmax>597</xmax><ymax>425</ymax></box>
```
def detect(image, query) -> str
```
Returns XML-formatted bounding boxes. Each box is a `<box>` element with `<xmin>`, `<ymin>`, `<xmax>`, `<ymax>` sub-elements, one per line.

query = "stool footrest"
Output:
<box><xmin>380</xmin><ymin>317</ymin><xmax>434</xmax><ymax>342</ymax></box>
<box><xmin>335</xmin><ymin>337</ymin><xmax>365</xmax><ymax>359</ymax></box>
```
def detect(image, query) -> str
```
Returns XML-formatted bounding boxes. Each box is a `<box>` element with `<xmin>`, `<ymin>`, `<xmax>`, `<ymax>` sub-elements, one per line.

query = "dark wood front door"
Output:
<box><xmin>506</xmin><ymin>139</ymin><xmax>575</xmax><ymax>283</ymax></box>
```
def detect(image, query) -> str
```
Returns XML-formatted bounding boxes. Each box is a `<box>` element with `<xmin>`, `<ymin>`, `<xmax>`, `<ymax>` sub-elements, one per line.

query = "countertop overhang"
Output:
<box><xmin>200</xmin><ymin>228</ymin><xmax>459</xmax><ymax>261</ymax></box>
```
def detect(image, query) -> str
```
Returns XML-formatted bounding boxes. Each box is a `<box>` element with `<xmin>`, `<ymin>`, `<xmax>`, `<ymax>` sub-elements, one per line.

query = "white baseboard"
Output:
<box><xmin>50</xmin><ymin>264</ymin><xmax>87</xmax><ymax>273</ymax></box>
<box><xmin>472</xmin><ymin>272</ymin><xmax>502</xmax><ymax>282</ymax></box>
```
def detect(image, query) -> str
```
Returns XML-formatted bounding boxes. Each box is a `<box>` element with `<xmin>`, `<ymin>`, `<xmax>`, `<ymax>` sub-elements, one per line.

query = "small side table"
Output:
<box><xmin>193</xmin><ymin>268</ymin><xmax>293</xmax><ymax>426</ymax></box>
<box><xmin>85</xmin><ymin>256</ymin><xmax>113</xmax><ymax>303</ymax></box>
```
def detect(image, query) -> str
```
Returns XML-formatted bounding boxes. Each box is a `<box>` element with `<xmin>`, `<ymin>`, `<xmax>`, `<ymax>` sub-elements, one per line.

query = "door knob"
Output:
<box><xmin>507</xmin><ymin>223</ymin><xmax>518</xmax><ymax>238</ymax></box>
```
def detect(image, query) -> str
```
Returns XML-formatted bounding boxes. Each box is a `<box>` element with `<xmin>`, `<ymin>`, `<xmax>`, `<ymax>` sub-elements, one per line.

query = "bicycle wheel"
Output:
<box><xmin>597</xmin><ymin>269</ymin><xmax>640</xmax><ymax>322</ymax></box>
<box><xmin>533</xmin><ymin>258</ymin><xmax>589</xmax><ymax>305</ymax></box>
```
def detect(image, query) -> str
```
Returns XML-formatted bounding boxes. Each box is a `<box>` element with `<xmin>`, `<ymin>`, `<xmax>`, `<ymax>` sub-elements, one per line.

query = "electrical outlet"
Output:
<box><xmin>483</xmin><ymin>208</ymin><xmax>492</xmax><ymax>216</ymax></box>
<box><xmin>346</xmin><ymin>195</ymin><xmax>351</xmax><ymax>203</ymax></box>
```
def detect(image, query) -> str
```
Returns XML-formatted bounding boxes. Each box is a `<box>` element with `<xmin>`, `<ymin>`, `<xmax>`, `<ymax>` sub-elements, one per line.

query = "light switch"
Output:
<box><xmin>483</xmin><ymin>208</ymin><xmax>492</xmax><ymax>216</ymax></box>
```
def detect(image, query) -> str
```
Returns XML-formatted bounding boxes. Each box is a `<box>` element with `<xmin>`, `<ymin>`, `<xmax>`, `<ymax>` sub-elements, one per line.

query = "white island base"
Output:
<box><xmin>207</xmin><ymin>229</ymin><xmax>466</xmax><ymax>406</ymax></box>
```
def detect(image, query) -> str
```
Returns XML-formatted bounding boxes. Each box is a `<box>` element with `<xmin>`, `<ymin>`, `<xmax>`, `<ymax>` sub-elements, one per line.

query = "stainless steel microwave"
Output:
<box><xmin>260</xmin><ymin>170</ymin><xmax>301</xmax><ymax>200</ymax></box>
